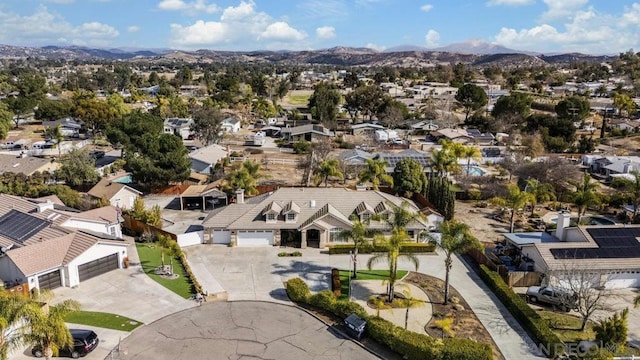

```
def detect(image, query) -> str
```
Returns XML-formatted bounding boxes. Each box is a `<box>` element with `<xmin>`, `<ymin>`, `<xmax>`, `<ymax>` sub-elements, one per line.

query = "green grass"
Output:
<box><xmin>136</xmin><ymin>243</ymin><xmax>194</xmax><ymax>299</ymax></box>
<box><xmin>65</xmin><ymin>311</ymin><xmax>142</xmax><ymax>332</ymax></box>
<box><xmin>537</xmin><ymin>310</ymin><xmax>595</xmax><ymax>343</ymax></box>
<box><xmin>286</xmin><ymin>94</ymin><xmax>311</xmax><ymax>106</ymax></box>
<box><xmin>337</xmin><ymin>269</ymin><xmax>408</xmax><ymax>300</ymax></box>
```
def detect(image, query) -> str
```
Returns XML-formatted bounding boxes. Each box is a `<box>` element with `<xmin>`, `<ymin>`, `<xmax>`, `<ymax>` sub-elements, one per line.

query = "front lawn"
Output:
<box><xmin>136</xmin><ymin>243</ymin><xmax>194</xmax><ymax>299</ymax></box>
<box><xmin>537</xmin><ymin>310</ymin><xmax>595</xmax><ymax>343</ymax></box>
<box><xmin>286</xmin><ymin>93</ymin><xmax>311</xmax><ymax>106</ymax></box>
<box><xmin>65</xmin><ymin>311</ymin><xmax>142</xmax><ymax>332</ymax></box>
<box><xmin>337</xmin><ymin>270</ymin><xmax>408</xmax><ymax>300</ymax></box>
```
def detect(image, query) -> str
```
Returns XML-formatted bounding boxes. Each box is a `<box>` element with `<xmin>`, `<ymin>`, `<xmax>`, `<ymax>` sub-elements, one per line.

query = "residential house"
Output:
<box><xmin>0</xmin><ymin>194</ymin><xmax>128</xmax><ymax>291</ymax></box>
<box><xmin>42</xmin><ymin>117</ymin><xmax>83</xmax><ymax>131</ymax></box>
<box><xmin>163</xmin><ymin>118</ymin><xmax>194</xmax><ymax>140</ymax></box>
<box><xmin>0</xmin><ymin>154</ymin><xmax>59</xmax><ymax>176</ymax></box>
<box><xmin>584</xmin><ymin>155</ymin><xmax>640</xmax><ymax>180</ymax></box>
<box><xmin>609</xmin><ymin>119</ymin><xmax>640</xmax><ymax>132</ymax></box>
<box><xmin>411</xmin><ymin>120</ymin><xmax>439</xmax><ymax>132</ymax></box>
<box><xmin>351</xmin><ymin>123</ymin><xmax>385</xmax><ymax>136</ymax></box>
<box><xmin>221</xmin><ymin>117</ymin><xmax>241</xmax><ymax>133</ymax></box>
<box><xmin>502</xmin><ymin>212</ymin><xmax>640</xmax><ymax>289</ymax></box>
<box><xmin>281</xmin><ymin>124</ymin><xmax>334</xmax><ymax>142</ymax></box>
<box><xmin>429</xmin><ymin>128</ymin><xmax>475</xmax><ymax>143</ymax></box>
<box><xmin>466</xmin><ymin>129</ymin><xmax>496</xmax><ymax>145</ymax></box>
<box><xmin>337</xmin><ymin>149</ymin><xmax>374</xmax><ymax>167</ymax></box>
<box><xmin>87</xmin><ymin>178</ymin><xmax>142</xmax><ymax>210</ymax></box>
<box><xmin>189</xmin><ymin>144</ymin><xmax>229</xmax><ymax>175</ymax></box>
<box><xmin>373</xmin><ymin>149</ymin><xmax>431</xmax><ymax>173</ymax></box>
<box><xmin>179</xmin><ymin>184</ymin><xmax>228</xmax><ymax>211</ymax></box>
<box><xmin>202</xmin><ymin>187</ymin><xmax>441</xmax><ymax>248</ymax></box>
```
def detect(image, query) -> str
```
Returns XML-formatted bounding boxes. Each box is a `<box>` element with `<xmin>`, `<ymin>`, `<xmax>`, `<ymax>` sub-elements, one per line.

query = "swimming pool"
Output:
<box><xmin>113</xmin><ymin>174</ymin><xmax>133</xmax><ymax>184</ymax></box>
<box><xmin>549</xmin><ymin>215</ymin><xmax>616</xmax><ymax>226</ymax></box>
<box><xmin>467</xmin><ymin>166</ymin><xmax>486</xmax><ymax>176</ymax></box>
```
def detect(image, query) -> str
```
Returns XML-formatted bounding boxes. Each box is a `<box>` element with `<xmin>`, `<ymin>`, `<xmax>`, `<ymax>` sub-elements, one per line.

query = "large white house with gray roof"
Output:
<box><xmin>202</xmin><ymin>187</ymin><xmax>442</xmax><ymax>248</ymax></box>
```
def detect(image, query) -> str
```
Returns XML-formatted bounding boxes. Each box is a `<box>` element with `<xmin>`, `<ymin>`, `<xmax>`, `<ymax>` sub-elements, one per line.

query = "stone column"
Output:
<box><xmin>319</xmin><ymin>230</ymin><xmax>328</xmax><ymax>249</ymax></box>
<box><xmin>301</xmin><ymin>230</ymin><xmax>307</xmax><ymax>249</ymax></box>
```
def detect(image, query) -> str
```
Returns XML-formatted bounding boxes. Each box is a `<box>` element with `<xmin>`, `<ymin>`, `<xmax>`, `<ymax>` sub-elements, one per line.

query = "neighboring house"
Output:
<box><xmin>337</xmin><ymin>149</ymin><xmax>374</xmax><ymax>166</ymax></box>
<box><xmin>42</xmin><ymin>117</ymin><xmax>83</xmax><ymax>131</ymax></box>
<box><xmin>503</xmin><ymin>212</ymin><xmax>640</xmax><ymax>289</ymax></box>
<box><xmin>189</xmin><ymin>144</ymin><xmax>229</xmax><ymax>175</ymax></box>
<box><xmin>351</xmin><ymin>123</ymin><xmax>385</xmax><ymax>136</ymax></box>
<box><xmin>430</xmin><ymin>128</ymin><xmax>475</xmax><ymax>143</ymax></box>
<box><xmin>466</xmin><ymin>129</ymin><xmax>495</xmax><ymax>146</ymax></box>
<box><xmin>163</xmin><ymin>118</ymin><xmax>194</xmax><ymax>140</ymax></box>
<box><xmin>373</xmin><ymin>149</ymin><xmax>431</xmax><ymax>173</ymax></box>
<box><xmin>202</xmin><ymin>187</ymin><xmax>441</xmax><ymax>248</ymax></box>
<box><xmin>87</xmin><ymin>178</ymin><xmax>142</xmax><ymax>210</ymax></box>
<box><xmin>221</xmin><ymin>117</ymin><xmax>241</xmax><ymax>133</ymax></box>
<box><xmin>0</xmin><ymin>194</ymin><xmax>128</xmax><ymax>291</ymax></box>
<box><xmin>609</xmin><ymin>119</ymin><xmax>640</xmax><ymax>132</ymax></box>
<box><xmin>281</xmin><ymin>124</ymin><xmax>334</xmax><ymax>142</ymax></box>
<box><xmin>411</xmin><ymin>120</ymin><xmax>439</xmax><ymax>132</ymax></box>
<box><xmin>584</xmin><ymin>155</ymin><xmax>640</xmax><ymax>179</ymax></box>
<box><xmin>179</xmin><ymin>184</ymin><xmax>228</xmax><ymax>211</ymax></box>
<box><xmin>0</xmin><ymin>154</ymin><xmax>59</xmax><ymax>176</ymax></box>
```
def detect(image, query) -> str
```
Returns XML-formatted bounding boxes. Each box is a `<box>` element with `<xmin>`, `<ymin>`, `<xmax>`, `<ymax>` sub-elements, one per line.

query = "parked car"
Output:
<box><xmin>32</xmin><ymin>329</ymin><xmax>99</xmax><ymax>358</ymax></box>
<box><xmin>89</xmin><ymin>150</ymin><xmax>105</xmax><ymax>159</ymax></box>
<box><xmin>525</xmin><ymin>286</ymin><xmax>578</xmax><ymax>312</ymax></box>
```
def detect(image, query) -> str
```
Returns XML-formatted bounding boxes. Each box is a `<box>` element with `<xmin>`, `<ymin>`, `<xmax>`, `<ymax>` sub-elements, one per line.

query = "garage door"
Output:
<box><xmin>38</xmin><ymin>270</ymin><xmax>62</xmax><ymax>290</ymax></box>
<box><xmin>605</xmin><ymin>272</ymin><xmax>640</xmax><ymax>289</ymax></box>
<box><xmin>78</xmin><ymin>254</ymin><xmax>119</xmax><ymax>282</ymax></box>
<box><xmin>212</xmin><ymin>230</ymin><xmax>231</xmax><ymax>244</ymax></box>
<box><xmin>237</xmin><ymin>230</ymin><xmax>274</xmax><ymax>247</ymax></box>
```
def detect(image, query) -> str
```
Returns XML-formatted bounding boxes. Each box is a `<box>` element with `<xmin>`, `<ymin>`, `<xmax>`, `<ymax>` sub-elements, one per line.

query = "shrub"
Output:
<box><xmin>333</xmin><ymin>300</ymin><xmax>367</xmax><ymax>318</ymax></box>
<box><xmin>285</xmin><ymin>278</ymin><xmax>310</xmax><ymax>303</ymax></box>
<box><xmin>246</xmin><ymin>148</ymin><xmax>263</xmax><ymax>154</ymax></box>
<box><xmin>309</xmin><ymin>290</ymin><xmax>337</xmax><ymax>311</ymax></box>
<box><xmin>441</xmin><ymin>338</ymin><xmax>493</xmax><ymax>360</ymax></box>
<box><xmin>328</xmin><ymin>243</ymin><xmax>435</xmax><ymax>254</ymax></box>
<box><xmin>277</xmin><ymin>251</ymin><xmax>303</xmax><ymax>257</ymax></box>
<box><xmin>478</xmin><ymin>265</ymin><xmax>562</xmax><ymax>357</ymax></box>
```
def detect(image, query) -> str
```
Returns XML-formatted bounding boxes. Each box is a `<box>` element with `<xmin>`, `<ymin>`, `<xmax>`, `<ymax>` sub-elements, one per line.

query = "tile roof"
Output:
<box><xmin>0</xmin><ymin>154</ymin><xmax>56</xmax><ymax>176</ymax></box>
<box><xmin>6</xmin><ymin>233</ymin><xmax>75</xmax><ymax>276</ymax></box>
<box><xmin>188</xmin><ymin>144</ymin><xmax>228</xmax><ymax>166</ymax></box>
<box><xmin>87</xmin><ymin>178</ymin><xmax>141</xmax><ymax>200</ymax></box>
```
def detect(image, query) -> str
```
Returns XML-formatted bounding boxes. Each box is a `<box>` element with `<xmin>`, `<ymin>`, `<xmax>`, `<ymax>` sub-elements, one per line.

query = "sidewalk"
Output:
<box><xmin>350</xmin><ymin>280</ymin><xmax>432</xmax><ymax>334</ymax></box>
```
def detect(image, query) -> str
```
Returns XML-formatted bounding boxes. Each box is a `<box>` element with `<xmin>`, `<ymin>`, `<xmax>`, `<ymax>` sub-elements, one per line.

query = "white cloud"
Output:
<box><xmin>316</xmin><ymin>26</ymin><xmax>336</xmax><ymax>39</ymax></box>
<box><xmin>127</xmin><ymin>25</ymin><xmax>140</xmax><ymax>33</ymax></box>
<box><xmin>486</xmin><ymin>0</ymin><xmax>534</xmax><ymax>6</ymax></box>
<box><xmin>0</xmin><ymin>6</ymin><xmax>119</xmax><ymax>47</ymax></box>
<box><xmin>365</xmin><ymin>43</ymin><xmax>386</xmax><ymax>52</ymax></box>
<box><xmin>539</xmin><ymin>0</ymin><xmax>588</xmax><ymax>21</ymax></box>
<box><xmin>298</xmin><ymin>0</ymin><xmax>347</xmax><ymax>20</ymax></box>
<box><xmin>169</xmin><ymin>1</ymin><xmax>307</xmax><ymax>49</ymax></box>
<box><xmin>494</xmin><ymin>5</ymin><xmax>640</xmax><ymax>53</ymax></box>
<box><xmin>157</xmin><ymin>0</ymin><xmax>219</xmax><ymax>15</ymax></box>
<box><xmin>420</xmin><ymin>4</ymin><xmax>433</xmax><ymax>12</ymax></box>
<box><xmin>425</xmin><ymin>29</ymin><xmax>440</xmax><ymax>48</ymax></box>
<box><xmin>45</xmin><ymin>0</ymin><xmax>75</xmax><ymax>3</ymax></box>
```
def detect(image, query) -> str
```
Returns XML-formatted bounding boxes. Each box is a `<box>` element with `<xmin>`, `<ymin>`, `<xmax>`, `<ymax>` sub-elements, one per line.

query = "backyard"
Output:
<box><xmin>136</xmin><ymin>243</ymin><xmax>194</xmax><ymax>299</ymax></box>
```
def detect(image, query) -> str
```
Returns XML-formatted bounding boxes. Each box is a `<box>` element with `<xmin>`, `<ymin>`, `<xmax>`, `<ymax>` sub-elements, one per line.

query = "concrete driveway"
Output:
<box><xmin>118</xmin><ymin>301</ymin><xmax>376</xmax><ymax>360</ymax></box>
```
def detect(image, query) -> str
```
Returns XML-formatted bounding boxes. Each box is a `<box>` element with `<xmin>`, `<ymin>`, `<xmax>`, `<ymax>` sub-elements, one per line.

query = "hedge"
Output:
<box><xmin>478</xmin><ymin>265</ymin><xmax>562</xmax><ymax>357</ymax></box>
<box><xmin>328</xmin><ymin>243</ymin><xmax>436</xmax><ymax>255</ymax></box>
<box><xmin>285</xmin><ymin>278</ymin><xmax>491</xmax><ymax>360</ymax></box>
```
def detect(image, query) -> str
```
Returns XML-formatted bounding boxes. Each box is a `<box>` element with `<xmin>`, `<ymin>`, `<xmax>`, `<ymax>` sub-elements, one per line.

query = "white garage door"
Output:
<box><xmin>212</xmin><ymin>230</ymin><xmax>231</xmax><ymax>244</ymax></box>
<box><xmin>605</xmin><ymin>272</ymin><xmax>640</xmax><ymax>289</ymax></box>
<box><xmin>237</xmin><ymin>230</ymin><xmax>274</xmax><ymax>247</ymax></box>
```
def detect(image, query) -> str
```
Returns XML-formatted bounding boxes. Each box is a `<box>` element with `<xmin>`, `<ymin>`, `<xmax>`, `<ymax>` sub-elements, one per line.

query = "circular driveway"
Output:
<box><xmin>119</xmin><ymin>301</ymin><xmax>375</xmax><ymax>360</ymax></box>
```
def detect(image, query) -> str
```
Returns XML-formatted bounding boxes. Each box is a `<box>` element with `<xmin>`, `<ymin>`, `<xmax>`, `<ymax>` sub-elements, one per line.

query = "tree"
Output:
<box><xmin>190</xmin><ymin>106</ymin><xmax>225</xmax><ymax>146</ymax></box>
<box><xmin>54</xmin><ymin>149</ymin><xmax>100</xmax><ymax>187</ymax></box>
<box><xmin>612</xmin><ymin>92</ymin><xmax>636</xmax><ymax>118</ymax></box>
<box><xmin>0</xmin><ymin>293</ymin><xmax>29</xmax><ymax>360</ymax></box>
<box><xmin>398</xmin><ymin>287</ymin><xmax>425</xmax><ymax>330</ymax></box>
<box><xmin>73</xmin><ymin>93</ymin><xmax>113</xmax><ymax>134</ymax></box>
<box><xmin>490</xmin><ymin>185</ymin><xmax>535</xmax><ymax>233</ymax></box>
<box><xmin>593</xmin><ymin>308</ymin><xmax>628</xmax><ymax>352</ymax></box>
<box><xmin>570</xmin><ymin>173</ymin><xmax>600</xmax><ymax>224</ymax></box>
<box><xmin>367</xmin><ymin>229</ymin><xmax>419</xmax><ymax>303</ymax></box>
<box><xmin>34</xmin><ymin>99</ymin><xmax>74</xmax><ymax>121</ymax></box>
<box><xmin>612</xmin><ymin>170</ymin><xmax>640</xmax><ymax>218</ymax></box>
<box><xmin>44</xmin><ymin>124</ymin><xmax>65</xmax><ymax>158</ymax></box>
<box><xmin>376</xmin><ymin>98</ymin><xmax>408</xmax><ymax>128</ymax></box>
<box><xmin>461</xmin><ymin>145</ymin><xmax>481</xmax><ymax>176</ymax></box>
<box><xmin>5</xmin><ymin>72</ymin><xmax>46</xmax><ymax>128</ymax></box>
<box><xmin>308</xmin><ymin>82</ymin><xmax>341</xmax><ymax>124</ymax></box>
<box><xmin>0</xmin><ymin>102</ymin><xmax>13</xmax><ymax>140</ymax></box>
<box><xmin>430</xmin><ymin>148</ymin><xmax>456</xmax><ymax>177</ymax></box>
<box><xmin>124</xmin><ymin>133</ymin><xmax>191</xmax><ymax>189</ymax></box>
<box><xmin>428</xmin><ymin>220</ymin><xmax>481</xmax><ymax>304</ymax></box>
<box><xmin>491</xmin><ymin>92</ymin><xmax>532</xmax><ymax>120</ymax></box>
<box><xmin>455</xmin><ymin>84</ymin><xmax>488</xmax><ymax>121</ymax></box>
<box><xmin>106</xmin><ymin>111</ymin><xmax>163</xmax><ymax>156</ymax></box>
<box><xmin>555</xmin><ymin>96</ymin><xmax>590</xmax><ymax>120</ymax></box>
<box><xmin>358</xmin><ymin>158</ymin><xmax>393</xmax><ymax>190</ymax></box>
<box><xmin>23</xmin><ymin>299</ymin><xmax>81</xmax><ymax>360</ymax></box>
<box><xmin>393</xmin><ymin>159</ymin><xmax>427</xmax><ymax>196</ymax></box>
<box><xmin>339</xmin><ymin>218</ymin><xmax>378</xmax><ymax>278</ymax></box>
<box><xmin>313</xmin><ymin>158</ymin><xmax>343</xmax><ymax>187</ymax></box>
<box><xmin>433</xmin><ymin>317</ymin><xmax>455</xmax><ymax>339</ymax></box>
<box><xmin>525</xmin><ymin>179</ymin><xmax>556</xmax><ymax>216</ymax></box>
<box><xmin>224</xmin><ymin>160</ymin><xmax>262</xmax><ymax>196</ymax></box>
<box><xmin>551</xmin><ymin>267</ymin><xmax>608</xmax><ymax>332</ymax></box>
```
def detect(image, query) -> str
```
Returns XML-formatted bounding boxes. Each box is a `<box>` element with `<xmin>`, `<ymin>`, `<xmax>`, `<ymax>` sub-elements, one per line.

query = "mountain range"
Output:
<box><xmin>0</xmin><ymin>41</ymin><xmax>612</xmax><ymax>67</ymax></box>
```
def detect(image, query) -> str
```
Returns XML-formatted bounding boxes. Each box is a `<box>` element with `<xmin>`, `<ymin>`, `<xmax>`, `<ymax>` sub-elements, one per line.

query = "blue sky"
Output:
<box><xmin>0</xmin><ymin>0</ymin><xmax>639</xmax><ymax>54</ymax></box>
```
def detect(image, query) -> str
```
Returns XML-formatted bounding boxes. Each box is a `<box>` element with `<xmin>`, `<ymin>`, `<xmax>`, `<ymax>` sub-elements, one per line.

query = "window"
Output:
<box><xmin>109</xmin><ymin>226</ymin><xmax>117</xmax><ymax>236</ymax></box>
<box><xmin>361</xmin><ymin>213</ymin><xmax>371</xmax><ymax>222</ymax></box>
<box><xmin>266</xmin><ymin>213</ymin><xmax>276</xmax><ymax>221</ymax></box>
<box><xmin>329</xmin><ymin>228</ymin><xmax>346</xmax><ymax>242</ymax></box>
<box><xmin>286</xmin><ymin>213</ymin><xmax>296</xmax><ymax>222</ymax></box>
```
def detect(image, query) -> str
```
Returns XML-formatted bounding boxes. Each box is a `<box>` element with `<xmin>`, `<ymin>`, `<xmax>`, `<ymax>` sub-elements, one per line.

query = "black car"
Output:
<box><xmin>89</xmin><ymin>150</ymin><xmax>106</xmax><ymax>159</ymax></box>
<box><xmin>32</xmin><ymin>329</ymin><xmax>99</xmax><ymax>358</ymax></box>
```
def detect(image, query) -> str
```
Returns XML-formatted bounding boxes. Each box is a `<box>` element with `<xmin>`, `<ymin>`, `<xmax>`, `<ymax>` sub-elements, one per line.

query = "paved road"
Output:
<box><xmin>183</xmin><ymin>246</ymin><xmax>543</xmax><ymax>359</ymax></box>
<box><xmin>118</xmin><ymin>301</ymin><xmax>376</xmax><ymax>360</ymax></box>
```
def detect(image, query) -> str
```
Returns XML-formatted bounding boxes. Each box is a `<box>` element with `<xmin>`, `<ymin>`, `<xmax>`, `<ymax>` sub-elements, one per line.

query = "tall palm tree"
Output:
<box><xmin>525</xmin><ymin>179</ymin><xmax>556</xmax><ymax>216</ymax></box>
<box><xmin>313</xmin><ymin>158</ymin><xmax>343</xmax><ymax>187</ymax></box>
<box><xmin>430</xmin><ymin>149</ymin><xmax>456</xmax><ymax>177</ymax></box>
<box><xmin>428</xmin><ymin>220</ymin><xmax>481</xmax><ymax>304</ymax></box>
<box><xmin>384</xmin><ymin>200</ymin><xmax>426</xmax><ymax>233</ymax></box>
<box><xmin>0</xmin><ymin>294</ymin><xmax>29</xmax><ymax>360</ymax></box>
<box><xmin>23</xmin><ymin>300</ymin><xmax>81</xmax><ymax>360</ymax></box>
<box><xmin>571</xmin><ymin>173</ymin><xmax>600</xmax><ymax>224</ymax></box>
<box><xmin>358</xmin><ymin>158</ymin><xmax>393</xmax><ymax>190</ymax></box>
<box><xmin>367</xmin><ymin>229</ymin><xmax>419</xmax><ymax>303</ymax></box>
<box><xmin>462</xmin><ymin>145</ymin><xmax>482</xmax><ymax>176</ymax></box>
<box><xmin>339</xmin><ymin>218</ymin><xmax>379</xmax><ymax>279</ymax></box>
<box><xmin>491</xmin><ymin>185</ymin><xmax>535</xmax><ymax>233</ymax></box>
<box><xmin>241</xmin><ymin>160</ymin><xmax>262</xmax><ymax>180</ymax></box>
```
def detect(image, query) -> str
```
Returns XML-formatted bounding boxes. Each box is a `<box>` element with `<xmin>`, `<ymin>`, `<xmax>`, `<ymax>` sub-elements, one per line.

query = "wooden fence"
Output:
<box><xmin>467</xmin><ymin>247</ymin><xmax>542</xmax><ymax>287</ymax></box>
<box><xmin>122</xmin><ymin>214</ymin><xmax>177</xmax><ymax>240</ymax></box>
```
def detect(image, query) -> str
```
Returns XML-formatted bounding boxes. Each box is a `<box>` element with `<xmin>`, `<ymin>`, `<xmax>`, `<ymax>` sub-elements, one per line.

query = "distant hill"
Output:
<box><xmin>0</xmin><ymin>44</ymin><xmax>610</xmax><ymax>67</ymax></box>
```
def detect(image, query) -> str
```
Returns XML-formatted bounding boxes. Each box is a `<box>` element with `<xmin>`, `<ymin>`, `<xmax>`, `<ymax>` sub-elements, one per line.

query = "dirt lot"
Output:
<box><xmin>454</xmin><ymin>201</ymin><xmax>511</xmax><ymax>245</ymax></box>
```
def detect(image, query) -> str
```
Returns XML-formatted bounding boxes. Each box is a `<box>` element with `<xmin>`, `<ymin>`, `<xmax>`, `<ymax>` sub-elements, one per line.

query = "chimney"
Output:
<box><xmin>36</xmin><ymin>200</ymin><xmax>54</xmax><ymax>213</ymax></box>
<box><xmin>624</xmin><ymin>163</ymin><xmax>633</xmax><ymax>173</ymax></box>
<box><xmin>235</xmin><ymin>189</ymin><xmax>245</xmax><ymax>204</ymax></box>
<box><xmin>310</xmin><ymin>200</ymin><xmax>316</xmax><ymax>208</ymax></box>
<box><xmin>554</xmin><ymin>211</ymin><xmax>571</xmax><ymax>241</ymax></box>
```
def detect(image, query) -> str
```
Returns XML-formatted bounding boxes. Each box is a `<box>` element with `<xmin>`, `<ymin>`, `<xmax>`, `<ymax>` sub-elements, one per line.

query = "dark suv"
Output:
<box><xmin>32</xmin><ymin>329</ymin><xmax>99</xmax><ymax>358</ymax></box>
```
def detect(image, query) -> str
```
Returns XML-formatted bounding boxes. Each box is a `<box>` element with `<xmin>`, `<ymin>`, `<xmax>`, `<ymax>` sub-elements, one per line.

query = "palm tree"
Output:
<box><xmin>241</xmin><ymin>160</ymin><xmax>262</xmax><ymax>180</ymax></box>
<box><xmin>45</xmin><ymin>125</ymin><xmax>64</xmax><ymax>158</ymax></box>
<box><xmin>398</xmin><ymin>287</ymin><xmax>425</xmax><ymax>330</ymax></box>
<box><xmin>358</xmin><ymin>158</ymin><xmax>393</xmax><ymax>190</ymax></box>
<box><xmin>525</xmin><ymin>179</ymin><xmax>556</xmax><ymax>217</ymax></box>
<box><xmin>613</xmin><ymin>170</ymin><xmax>640</xmax><ymax>218</ymax></box>
<box><xmin>0</xmin><ymin>294</ymin><xmax>30</xmax><ymax>360</ymax></box>
<box><xmin>491</xmin><ymin>185</ymin><xmax>535</xmax><ymax>233</ymax></box>
<box><xmin>571</xmin><ymin>173</ymin><xmax>600</xmax><ymax>224</ymax></box>
<box><xmin>430</xmin><ymin>149</ymin><xmax>456</xmax><ymax>177</ymax></box>
<box><xmin>428</xmin><ymin>220</ymin><xmax>481</xmax><ymax>304</ymax></box>
<box><xmin>369</xmin><ymin>295</ymin><xmax>392</xmax><ymax>317</ymax></box>
<box><xmin>23</xmin><ymin>300</ymin><xmax>81</xmax><ymax>360</ymax></box>
<box><xmin>462</xmin><ymin>145</ymin><xmax>481</xmax><ymax>176</ymax></box>
<box><xmin>339</xmin><ymin>218</ymin><xmax>378</xmax><ymax>279</ymax></box>
<box><xmin>367</xmin><ymin>229</ymin><xmax>419</xmax><ymax>303</ymax></box>
<box><xmin>313</xmin><ymin>158</ymin><xmax>343</xmax><ymax>187</ymax></box>
<box><xmin>225</xmin><ymin>160</ymin><xmax>263</xmax><ymax>196</ymax></box>
<box><xmin>384</xmin><ymin>200</ymin><xmax>426</xmax><ymax>232</ymax></box>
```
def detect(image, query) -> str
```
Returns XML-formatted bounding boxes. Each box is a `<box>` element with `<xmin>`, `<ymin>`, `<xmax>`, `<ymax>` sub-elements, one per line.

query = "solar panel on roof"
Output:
<box><xmin>0</xmin><ymin>210</ymin><xmax>50</xmax><ymax>244</ymax></box>
<box><xmin>551</xmin><ymin>227</ymin><xmax>640</xmax><ymax>259</ymax></box>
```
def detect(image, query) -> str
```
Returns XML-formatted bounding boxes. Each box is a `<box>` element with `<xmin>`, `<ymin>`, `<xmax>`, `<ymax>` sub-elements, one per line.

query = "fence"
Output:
<box><xmin>467</xmin><ymin>247</ymin><xmax>542</xmax><ymax>287</ymax></box>
<box><xmin>122</xmin><ymin>214</ymin><xmax>177</xmax><ymax>240</ymax></box>
<box><xmin>261</xmin><ymin>158</ymin><xmax>301</xmax><ymax>166</ymax></box>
